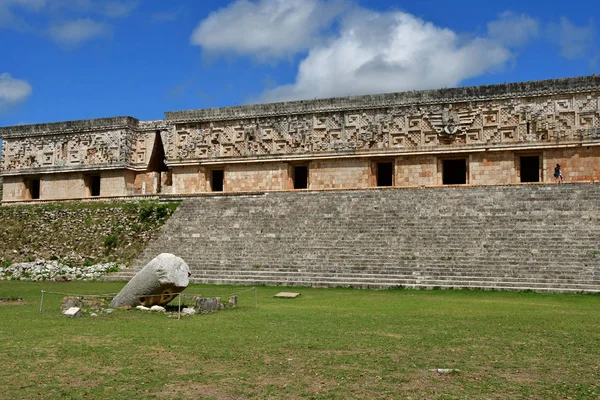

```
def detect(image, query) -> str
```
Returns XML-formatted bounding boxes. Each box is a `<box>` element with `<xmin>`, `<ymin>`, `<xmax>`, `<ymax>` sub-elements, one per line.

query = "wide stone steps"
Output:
<box><xmin>107</xmin><ymin>184</ymin><xmax>600</xmax><ymax>292</ymax></box>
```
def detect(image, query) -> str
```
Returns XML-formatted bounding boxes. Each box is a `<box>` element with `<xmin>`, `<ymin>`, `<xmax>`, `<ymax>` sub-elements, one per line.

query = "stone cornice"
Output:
<box><xmin>0</xmin><ymin>116</ymin><xmax>139</xmax><ymax>139</ymax></box>
<box><xmin>165</xmin><ymin>75</ymin><xmax>600</xmax><ymax>123</ymax></box>
<box><xmin>0</xmin><ymin>163</ymin><xmax>131</xmax><ymax>177</ymax></box>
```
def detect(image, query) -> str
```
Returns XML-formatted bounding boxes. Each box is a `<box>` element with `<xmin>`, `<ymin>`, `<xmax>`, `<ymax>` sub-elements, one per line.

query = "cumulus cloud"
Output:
<box><xmin>549</xmin><ymin>17</ymin><xmax>596</xmax><ymax>59</ymax></box>
<box><xmin>260</xmin><ymin>9</ymin><xmax>512</xmax><ymax>102</ymax></box>
<box><xmin>190</xmin><ymin>0</ymin><xmax>346</xmax><ymax>60</ymax></box>
<box><xmin>0</xmin><ymin>0</ymin><xmax>45</xmax><ymax>30</ymax></box>
<box><xmin>0</xmin><ymin>73</ymin><xmax>32</xmax><ymax>109</ymax></box>
<box><xmin>487</xmin><ymin>11</ymin><xmax>540</xmax><ymax>47</ymax></box>
<box><xmin>48</xmin><ymin>18</ymin><xmax>110</xmax><ymax>47</ymax></box>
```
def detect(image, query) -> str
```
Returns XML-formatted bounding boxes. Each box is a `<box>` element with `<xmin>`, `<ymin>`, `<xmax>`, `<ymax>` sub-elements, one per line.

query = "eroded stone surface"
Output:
<box><xmin>274</xmin><ymin>292</ymin><xmax>301</xmax><ymax>298</ymax></box>
<box><xmin>110</xmin><ymin>253</ymin><xmax>190</xmax><ymax>308</ymax></box>
<box><xmin>63</xmin><ymin>307</ymin><xmax>81</xmax><ymax>317</ymax></box>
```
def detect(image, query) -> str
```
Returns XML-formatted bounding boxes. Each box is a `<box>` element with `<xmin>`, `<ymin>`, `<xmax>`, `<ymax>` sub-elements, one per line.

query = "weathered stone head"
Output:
<box><xmin>110</xmin><ymin>253</ymin><xmax>191</xmax><ymax>308</ymax></box>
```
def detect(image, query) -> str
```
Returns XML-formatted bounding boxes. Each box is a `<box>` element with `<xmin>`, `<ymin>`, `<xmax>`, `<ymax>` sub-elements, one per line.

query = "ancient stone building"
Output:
<box><xmin>1</xmin><ymin>75</ymin><xmax>599</xmax><ymax>203</ymax></box>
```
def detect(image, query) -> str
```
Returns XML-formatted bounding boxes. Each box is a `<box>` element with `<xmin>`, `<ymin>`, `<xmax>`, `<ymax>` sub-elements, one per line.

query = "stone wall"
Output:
<box><xmin>1</xmin><ymin>75</ymin><xmax>600</xmax><ymax>202</ymax></box>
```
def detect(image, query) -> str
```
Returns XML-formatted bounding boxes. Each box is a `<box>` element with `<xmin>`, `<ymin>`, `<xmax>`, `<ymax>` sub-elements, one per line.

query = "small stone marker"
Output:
<box><xmin>430</xmin><ymin>368</ymin><xmax>460</xmax><ymax>375</ymax></box>
<box><xmin>150</xmin><ymin>305</ymin><xmax>166</xmax><ymax>312</ymax></box>
<box><xmin>63</xmin><ymin>307</ymin><xmax>81</xmax><ymax>317</ymax></box>
<box><xmin>274</xmin><ymin>292</ymin><xmax>301</xmax><ymax>298</ymax></box>
<box><xmin>182</xmin><ymin>307</ymin><xmax>196</xmax><ymax>315</ymax></box>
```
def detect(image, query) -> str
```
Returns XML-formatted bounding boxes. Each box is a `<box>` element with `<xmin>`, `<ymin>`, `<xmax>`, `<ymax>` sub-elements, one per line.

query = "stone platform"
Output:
<box><xmin>106</xmin><ymin>183</ymin><xmax>600</xmax><ymax>293</ymax></box>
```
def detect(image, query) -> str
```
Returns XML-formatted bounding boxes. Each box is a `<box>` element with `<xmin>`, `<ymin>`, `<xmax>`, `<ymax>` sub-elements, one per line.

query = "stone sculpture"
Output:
<box><xmin>110</xmin><ymin>253</ymin><xmax>191</xmax><ymax>308</ymax></box>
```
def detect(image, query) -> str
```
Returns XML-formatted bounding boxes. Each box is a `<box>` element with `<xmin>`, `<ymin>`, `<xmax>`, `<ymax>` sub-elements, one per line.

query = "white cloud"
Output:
<box><xmin>0</xmin><ymin>73</ymin><xmax>32</xmax><ymax>108</ymax></box>
<box><xmin>191</xmin><ymin>0</ymin><xmax>345</xmax><ymax>60</ymax></box>
<box><xmin>487</xmin><ymin>11</ymin><xmax>540</xmax><ymax>47</ymax></box>
<box><xmin>550</xmin><ymin>17</ymin><xmax>596</xmax><ymax>59</ymax></box>
<box><xmin>260</xmin><ymin>9</ymin><xmax>512</xmax><ymax>102</ymax></box>
<box><xmin>0</xmin><ymin>0</ymin><xmax>45</xmax><ymax>29</ymax></box>
<box><xmin>102</xmin><ymin>0</ymin><xmax>139</xmax><ymax>18</ymax></box>
<box><xmin>48</xmin><ymin>18</ymin><xmax>110</xmax><ymax>47</ymax></box>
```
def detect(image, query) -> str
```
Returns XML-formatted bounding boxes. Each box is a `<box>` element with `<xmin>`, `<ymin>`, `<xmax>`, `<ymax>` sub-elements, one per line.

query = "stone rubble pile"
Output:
<box><xmin>0</xmin><ymin>259</ymin><xmax>123</xmax><ymax>281</ymax></box>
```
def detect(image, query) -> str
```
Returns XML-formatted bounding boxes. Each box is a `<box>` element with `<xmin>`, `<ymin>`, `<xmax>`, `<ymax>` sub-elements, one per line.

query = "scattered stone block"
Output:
<box><xmin>110</xmin><ymin>253</ymin><xmax>191</xmax><ymax>308</ymax></box>
<box><xmin>0</xmin><ymin>297</ymin><xmax>23</xmax><ymax>303</ymax></box>
<box><xmin>430</xmin><ymin>368</ymin><xmax>460</xmax><ymax>375</ymax></box>
<box><xmin>150</xmin><ymin>305</ymin><xmax>166</xmax><ymax>312</ymax></box>
<box><xmin>136</xmin><ymin>306</ymin><xmax>150</xmax><ymax>311</ymax></box>
<box><xmin>274</xmin><ymin>292</ymin><xmax>301</xmax><ymax>298</ymax></box>
<box><xmin>195</xmin><ymin>296</ymin><xmax>223</xmax><ymax>313</ymax></box>
<box><xmin>63</xmin><ymin>307</ymin><xmax>81</xmax><ymax>317</ymax></box>
<box><xmin>228</xmin><ymin>296</ymin><xmax>238</xmax><ymax>307</ymax></box>
<box><xmin>90</xmin><ymin>313</ymin><xmax>98</xmax><ymax>317</ymax></box>
<box><xmin>182</xmin><ymin>307</ymin><xmax>196</xmax><ymax>315</ymax></box>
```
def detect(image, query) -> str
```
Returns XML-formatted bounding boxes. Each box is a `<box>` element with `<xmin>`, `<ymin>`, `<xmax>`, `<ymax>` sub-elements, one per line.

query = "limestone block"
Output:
<box><xmin>181</xmin><ymin>307</ymin><xmax>196</xmax><ymax>315</ymax></box>
<box><xmin>228</xmin><ymin>296</ymin><xmax>238</xmax><ymax>307</ymax></box>
<box><xmin>195</xmin><ymin>296</ymin><xmax>222</xmax><ymax>313</ymax></box>
<box><xmin>110</xmin><ymin>253</ymin><xmax>190</xmax><ymax>308</ymax></box>
<box><xmin>63</xmin><ymin>307</ymin><xmax>81</xmax><ymax>317</ymax></box>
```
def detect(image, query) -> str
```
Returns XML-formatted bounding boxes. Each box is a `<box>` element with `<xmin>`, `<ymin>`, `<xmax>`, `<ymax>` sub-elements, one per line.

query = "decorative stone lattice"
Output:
<box><xmin>1</xmin><ymin>76</ymin><xmax>599</xmax><ymax>173</ymax></box>
<box><xmin>164</xmin><ymin>93</ymin><xmax>600</xmax><ymax>162</ymax></box>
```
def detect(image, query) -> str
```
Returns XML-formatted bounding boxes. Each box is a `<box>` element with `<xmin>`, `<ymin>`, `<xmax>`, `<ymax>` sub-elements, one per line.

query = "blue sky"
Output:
<box><xmin>0</xmin><ymin>0</ymin><xmax>599</xmax><ymax>128</ymax></box>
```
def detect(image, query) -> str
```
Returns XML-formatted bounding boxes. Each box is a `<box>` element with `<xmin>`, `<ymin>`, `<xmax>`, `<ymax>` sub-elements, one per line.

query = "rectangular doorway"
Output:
<box><xmin>89</xmin><ymin>175</ymin><xmax>101</xmax><ymax>197</ymax></box>
<box><xmin>442</xmin><ymin>159</ymin><xmax>467</xmax><ymax>185</ymax></box>
<box><xmin>520</xmin><ymin>156</ymin><xmax>540</xmax><ymax>183</ymax></box>
<box><xmin>376</xmin><ymin>162</ymin><xmax>394</xmax><ymax>187</ymax></box>
<box><xmin>293</xmin><ymin>165</ymin><xmax>308</xmax><ymax>189</ymax></box>
<box><xmin>211</xmin><ymin>169</ymin><xmax>224</xmax><ymax>192</ymax></box>
<box><xmin>27</xmin><ymin>179</ymin><xmax>40</xmax><ymax>199</ymax></box>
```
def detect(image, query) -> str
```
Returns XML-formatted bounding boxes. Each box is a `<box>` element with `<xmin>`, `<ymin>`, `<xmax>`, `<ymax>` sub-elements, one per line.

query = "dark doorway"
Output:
<box><xmin>293</xmin><ymin>165</ymin><xmax>308</xmax><ymax>189</ymax></box>
<box><xmin>211</xmin><ymin>170</ymin><xmax>224</xmax><ymax>192</ymax></box>
<box><xmin>89</xmin><ymin>175</ymin><xmax>101</xmax><ymax>197</ymax></box>
<box><xmin>28</xmin><ymin>179</ymin><xmax>40</xmax><ymax>199</ymax></box>
<box><xmin>376</xmin><ymin>162</ymin><xmax>394</xmax><ymax>187</ymax></box>
<box><xmin>442</xmin><ymin>159</ymin><xmax>467</xmax><ymax>185</ymax></box>
<box><xmin>147</xmin><ymin>131</ymin><xmax>168</xmax><ymax>173</ymax></box>
<box><xmin>520</xmin><ymin>156</ymin><xmax>540</xmax><ymax>182</ymax></box>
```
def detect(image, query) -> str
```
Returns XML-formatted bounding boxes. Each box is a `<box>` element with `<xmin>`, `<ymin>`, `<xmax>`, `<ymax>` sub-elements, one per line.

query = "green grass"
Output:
<box><xmin>0</xmin><ymin>200</ymin><xmax>179</xmax><ymax>267</ymax></box>
<box><xmin>1</xmin><ymin>282</ymin><xmax>599</xmax><ymax>399</ymax></box>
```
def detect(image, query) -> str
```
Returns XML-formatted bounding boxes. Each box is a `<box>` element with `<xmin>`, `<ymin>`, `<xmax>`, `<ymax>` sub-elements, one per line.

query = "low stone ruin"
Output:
<box><xmin>110</xmin><ymin>253</ymin><xmax>191</xmax><ymax>308</ymax></box>
<box><xmin>194</xmin><ymin>295</ymin><xmax>238</xmax><ymax>313</ymax></box>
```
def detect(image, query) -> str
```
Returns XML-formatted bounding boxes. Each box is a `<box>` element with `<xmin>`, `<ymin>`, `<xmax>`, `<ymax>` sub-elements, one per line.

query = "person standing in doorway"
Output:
<box><xmin>553</xmin><ymin>164</ymin><xmax>563</xmax><ymax>184</ymax></box>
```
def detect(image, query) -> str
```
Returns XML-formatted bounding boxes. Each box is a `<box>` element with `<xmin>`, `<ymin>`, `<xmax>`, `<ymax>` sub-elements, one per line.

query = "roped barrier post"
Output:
<box><xmin>178</xmin><ymin>295</ymin><xmax>181</xmax><ymax>320</ymax></box>
<box><xmin>39</xmin><ymin>290</ymin><xmax>45</xmax><ymax>313</ymax></box>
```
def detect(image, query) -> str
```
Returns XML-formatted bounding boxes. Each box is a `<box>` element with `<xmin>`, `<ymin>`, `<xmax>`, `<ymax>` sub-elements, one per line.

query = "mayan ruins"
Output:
<box><xmin>1</xmin><ymin>75</ymin><xmax>599</xmax><ymax>202</ymax></box>
<box><xmin>1</xmin><ymin>76</ymin><xmax>599</xmax><ymax>292</ymax></box>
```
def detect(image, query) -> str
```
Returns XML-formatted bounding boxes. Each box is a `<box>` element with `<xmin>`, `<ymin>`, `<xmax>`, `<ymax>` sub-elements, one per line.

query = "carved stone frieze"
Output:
<box><xmin>164</xmin><ymin>91</ymin><xmax>600</xmax><ymax>162</ymax></box>
<box><xmin>1</xmin><ymin>129</ymin><xmax>131</xmax><ymax>172</ymax></box>
<box><xmin>1</xmin><ymin>76</ymin><xmax>600</xmax><ymax>174</ymax></box>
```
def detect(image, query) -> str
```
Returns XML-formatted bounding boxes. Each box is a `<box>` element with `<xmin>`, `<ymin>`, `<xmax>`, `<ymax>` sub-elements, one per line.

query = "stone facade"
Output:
<box><xmin>1</xmin><ymin>76</ymin><xmax>600</xmax><ymax>202</ymax></box>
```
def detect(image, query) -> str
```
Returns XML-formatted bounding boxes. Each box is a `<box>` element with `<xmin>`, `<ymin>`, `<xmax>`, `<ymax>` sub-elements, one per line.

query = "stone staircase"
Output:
<box><xmin>107</xmin><ymin>184</ymin><xmax>600</xmax><ymax>293</ymax></box>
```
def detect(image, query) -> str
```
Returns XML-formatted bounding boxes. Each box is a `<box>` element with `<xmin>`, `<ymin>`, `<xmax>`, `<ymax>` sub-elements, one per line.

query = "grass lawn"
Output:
<box><xmin>1</xmin><ymin>281</ymin><xmax>599</xmax><ymax>399</ymax></box>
